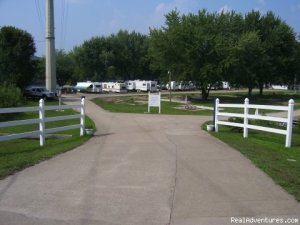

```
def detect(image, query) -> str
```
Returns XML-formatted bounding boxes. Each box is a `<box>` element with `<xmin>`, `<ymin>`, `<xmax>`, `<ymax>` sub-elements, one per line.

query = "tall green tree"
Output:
<box><xmin>230</xmin><ymin>31</ymin><xmax>267</xmax><ymax>96</ymax></box>
<box><xmin>35</xmin><ymin>50</ymin><xmax>76</xmax><ymax>85</ymax></box>
<box><xmin>259</xmin><ymin>12</ymin><xmax>296</xmax><ymax>94</ymax></box>
<box><xmin>0</xmin><ymin>26</ymin><xmax>36</xmax><ymax>88</ymax></box>
<box><xmin>150</xmin><ymin>10</ymin><xmax>241</xmax><ymax>100</ymax></box>
<box><xmin>71</xmin><ymin>30</ymin><xmax>153</xmax><ymax>82</ymax></box>
<box><xmin>71</xmin><ymin>36</ymin><xmax>109</xmax><ymax>82</ymax></box>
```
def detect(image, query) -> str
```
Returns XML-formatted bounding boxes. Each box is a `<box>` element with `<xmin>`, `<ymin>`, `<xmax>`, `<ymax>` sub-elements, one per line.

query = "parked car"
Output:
<box><xmin>24</xmin><ymin>86</ymin><xmax>55</xmax><ymax>100</ymax></box>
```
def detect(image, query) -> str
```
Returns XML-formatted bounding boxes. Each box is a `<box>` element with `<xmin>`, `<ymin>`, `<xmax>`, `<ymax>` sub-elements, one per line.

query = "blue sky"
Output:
<box><xmin>1</xmin><ymin>0</ymin><xmax>299</xmax><ymax>56</ymax></box>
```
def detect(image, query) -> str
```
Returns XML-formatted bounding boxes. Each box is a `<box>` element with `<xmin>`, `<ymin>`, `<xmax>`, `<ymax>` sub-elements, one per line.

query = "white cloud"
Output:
<box><xmin>258</xmin><ymin>0</ymin><xmax>266</xmax><ymax>5</ymax></box>
<box><xmin>297</xmin><ymin>3</ymin><xmax>300</xmax><ymax>9</ymax></box>
<box><xmin>218</xmin><ymin>5</ymin><xmax>231</xmax><ymax>14</ymax></box>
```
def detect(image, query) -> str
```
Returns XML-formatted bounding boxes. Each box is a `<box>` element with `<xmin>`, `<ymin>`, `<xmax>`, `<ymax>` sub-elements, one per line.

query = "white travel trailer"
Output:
<box><xmin>102</xmin><ymin>82</ymin><xmax>127</xmax><ymax>93</ymax></box>
<box><xmin>221</xmin><ymin>81</ymin><xmax>231</xmax><ymax>89</ymax></box>
<box><xmin>134</xmin><ymin>80</ymin><xmax>158</xmax><ymax>92</ymax></box>
<box><xmin>271</xmin><ymin>85</ymin><xmax>288</xmax><ymax>90</ymax></box>
<box><xmin>125</xmin><ymin>80</ymin><xmax>136</xmax><ymax>91</ymax></box>
<box><xmin>166</xmin><ymin>81</ymin><xmax>178</xmax><ymax>91</ymax></box>
<box><xmin>135</xmin><ymin>80</ymin><xmax>149</xmax><ymax>92</ymax></box>
<box><xmin>187</xmin><ymin>81</ymin><xmax>196</xmax><ymax>90</ymax></box>
<box><xmin>178</xmin><ymin>81</ymin><xmax>189</xmax><ymax>91</ymax></box>
<box><xmin>148</xmin><ymin>81</ymin><xmax>158</xmax><ymax>92</ymax></box>
<box><xmin>75</xmin><ymin>81</ymin><xmax>102</xmax><ymax>93</ymax></box>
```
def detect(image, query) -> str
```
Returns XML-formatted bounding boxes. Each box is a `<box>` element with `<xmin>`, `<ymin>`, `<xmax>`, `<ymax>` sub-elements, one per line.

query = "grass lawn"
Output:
<box><xmin>0</xmin><ymin>100</ymin><xmax>95</xmax><ymax>179</ymax></box>
<box><xmin>187</xmin><ymin>90</ymin><xmax>300</xmax><ymax>109</ymax></box>
<box><xmin>205</xmin><ymin>122</ymin><xmax>300</xmax><ymax>201</ymax></box>
<box><xmin>92</xmin><ymin>96</ymin><xmax>212</xmax><ymax>115</ymax></box>
<box><xmin>92</xmin><ymin>90</ymin><xmax>300</xmax><ymax>116</ymax></box>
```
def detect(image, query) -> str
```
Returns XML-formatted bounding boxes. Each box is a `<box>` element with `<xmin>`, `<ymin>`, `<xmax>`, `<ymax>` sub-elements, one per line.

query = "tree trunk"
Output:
<box><xmin>201</xmin><ymin>88</ymin><xmax>209</xmax><ymax>100</ymax></box>
<box><xmin>248</xmin><ymin>87</ymin><xmax>252</xmax><ymax>97</ymax></box>
<box><xmin>259</xmin><ymin>85</ymin><xmax>263</xmax><ymax>96</ymax></box>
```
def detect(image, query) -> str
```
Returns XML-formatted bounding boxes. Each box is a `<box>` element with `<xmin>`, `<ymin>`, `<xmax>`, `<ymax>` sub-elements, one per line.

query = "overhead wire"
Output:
<box><xmin>34</xmin><ymin>0</ymin><xmax>45</xmax><ymax>40</ymax></box>
<box><xmin>60</xmin><ymin>0</ymin><xmax>69</xmax><ymax>50</ymax></box>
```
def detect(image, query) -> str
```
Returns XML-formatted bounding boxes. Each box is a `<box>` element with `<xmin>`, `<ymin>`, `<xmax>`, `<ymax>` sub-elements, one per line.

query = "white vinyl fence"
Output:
<box><xmin>0</xmin><ymin>98</ymin><xmax>85</xmax><ymax>146</ymax></box>
<box><xmin>214</xmin><ymin>98</ymin><xmax>294</xmax><ymax>147</ymax></box>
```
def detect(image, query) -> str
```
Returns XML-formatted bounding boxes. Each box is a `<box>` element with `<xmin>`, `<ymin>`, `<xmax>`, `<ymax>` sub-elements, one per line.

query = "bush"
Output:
<box><xmin>0</xmin><ymin>83</ymin><xmax>23</xmax><ymax>108</ymax></box>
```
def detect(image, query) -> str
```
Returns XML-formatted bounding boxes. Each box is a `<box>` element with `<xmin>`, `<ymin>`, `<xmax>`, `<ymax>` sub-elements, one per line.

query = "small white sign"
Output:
<box><xmin>148</xmin><ymin>92</ymin><xmax>161</xmax><ymax>113</ymax></box>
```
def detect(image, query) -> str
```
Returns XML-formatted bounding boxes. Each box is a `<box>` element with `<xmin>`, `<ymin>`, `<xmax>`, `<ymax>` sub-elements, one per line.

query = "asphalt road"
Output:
<box><xmin>0</xmin><ymin>95</ymin><xmax>299</xmax><ymax>225</ymax></box>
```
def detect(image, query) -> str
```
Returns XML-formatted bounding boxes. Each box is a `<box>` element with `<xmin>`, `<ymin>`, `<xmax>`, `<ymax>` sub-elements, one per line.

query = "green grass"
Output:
<box><xmin>0</xmin><ymin>100</ymin><xmax>95</xmax><ymax>178</ymax></box>
<box><xmin>184</xmin><ymin>90</ymin><xmax>300</xmax><ymax>114</ymax></box>
<box><xmin>92</xmin><ymin>96</ymin><xmax>212</xmax><ymax>115</ymax></box>
<box><xmin>205</xmin><ymin>122</ymin><xmax>300</xmax><ymax>201</ymax></box>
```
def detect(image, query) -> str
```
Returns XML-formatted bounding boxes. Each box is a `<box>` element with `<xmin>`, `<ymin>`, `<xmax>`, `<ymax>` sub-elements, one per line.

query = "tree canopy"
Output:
<box><xmin>0</xmin><ymin>26</ymin><xmax>36</xmax><ymax>88</ymax></box>
<box><xmin>70</xmin><ymin>30</ymin><xmax>155</xmax><ymax>82</ymax></box>
<box><xmin>149</xmin><ymin>9</ymin><xmax>298</xmax><ymax>99</ymax></box>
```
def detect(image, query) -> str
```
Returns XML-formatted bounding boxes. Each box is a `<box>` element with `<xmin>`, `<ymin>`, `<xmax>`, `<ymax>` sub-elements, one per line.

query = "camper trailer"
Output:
<box><xmin>271</xmin><ymin>84</ymin><xmax>288</xmax><ymax>90</ymax></box>
<box><xmin>102</xmin><ymin>82</ymin><xmax>127</xmax><ymax>93</ymax></box>
<box><xmin>166</xmin><ymin>81</ymin><xmax>179</xmax><ymax>91</ymax></box>
<box><xmin>148</xmin><ymin>81</ymin><xmax>158</xmax><ymax>92</ymax></box>
<box><xmin>125</xmin><ymin>80</ymin><xmax>136</xmax><ymax>91</ymax></box>
<box><xmin>178</xmin><ymin>81</ymin><xmax>189</xmax><ymax>91</ymax></box>
<box><xmin>134</xmin><ymin>80</ymin><xmax>158</xmax><ymax>92</ymax></box>
<box><xmin>135</xmin><ymin>80</ymin><xmax>149</xmax><ymax>92</ymax></box>
<box><xmin>221</xmin><ymin>81</ymin><xmax>230</xmax><ymax>89</ymax></box>
<box><xmin>75</xmin><ymin>81</ymin><xmax>102</xmax><ymax>93</ymax></box>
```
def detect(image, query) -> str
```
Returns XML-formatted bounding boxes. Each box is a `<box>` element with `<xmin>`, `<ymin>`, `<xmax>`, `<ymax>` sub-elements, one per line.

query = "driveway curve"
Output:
<box><xmin>0</xmin><ymin>95</ymin><xmax>299</xmax><ymax>225</ymax></box>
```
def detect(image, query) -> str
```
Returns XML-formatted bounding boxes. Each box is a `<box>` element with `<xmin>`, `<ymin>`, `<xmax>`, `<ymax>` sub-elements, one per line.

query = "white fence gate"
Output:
<box><xmin>214</xmin><ymin>98</ymin><xmax>294</xmax><ymax>147</ymax></box>
<box><xmin>0</xmin><ymin>98</ymin><xmax>85</xmax><ymax>146</ymax></box>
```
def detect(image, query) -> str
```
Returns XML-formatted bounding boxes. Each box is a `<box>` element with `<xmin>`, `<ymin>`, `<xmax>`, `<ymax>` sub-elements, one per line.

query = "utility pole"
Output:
<box><xmin>45</xmin><ymin>0</ymin><xmax>56</xmax><ymax>92</ymax></box>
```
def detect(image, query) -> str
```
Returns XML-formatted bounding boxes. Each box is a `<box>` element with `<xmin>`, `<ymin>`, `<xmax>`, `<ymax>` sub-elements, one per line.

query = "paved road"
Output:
<box><xmin>0</xmin><ymin>95</ymin><xmax>299</xmax><ymax>225</ymax></box>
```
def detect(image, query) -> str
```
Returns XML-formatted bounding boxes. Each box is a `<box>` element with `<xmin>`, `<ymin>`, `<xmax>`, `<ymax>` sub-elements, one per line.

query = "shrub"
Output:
<box><xmin>0</xmin><ymin>83</ymin><xmax>23</xmax><ymax>108</ymax></box>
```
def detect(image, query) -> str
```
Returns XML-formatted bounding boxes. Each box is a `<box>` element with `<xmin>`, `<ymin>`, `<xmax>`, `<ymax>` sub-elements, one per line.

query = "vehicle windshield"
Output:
<box><xmin>39</xmin><ymin>88</ymin><xmax>50</xmax><ymax>92</ymax></box>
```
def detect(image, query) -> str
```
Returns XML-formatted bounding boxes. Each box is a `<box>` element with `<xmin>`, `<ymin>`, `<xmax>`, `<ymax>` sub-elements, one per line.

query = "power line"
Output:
<box><xmin>60</xmin><ymin>0</ymin><xmax>69</xmax><ymax>50</ymax></box>
<box><xmin>34</xmin><ymin>0</ymin><xmax>44</xmax><ymax>38</ymax></box>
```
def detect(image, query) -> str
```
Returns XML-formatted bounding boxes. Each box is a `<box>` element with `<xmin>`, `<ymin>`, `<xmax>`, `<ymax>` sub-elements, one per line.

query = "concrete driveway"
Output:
<box><xmin>0</xmin><ymin>95</ymin><xmax>299</xmax><ymax>225</ymax></box>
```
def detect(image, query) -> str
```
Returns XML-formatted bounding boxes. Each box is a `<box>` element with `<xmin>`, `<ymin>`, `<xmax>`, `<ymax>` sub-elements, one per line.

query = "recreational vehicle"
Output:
<box><xmin>125</xmin><ymin>80</ymin><xmax>136</xmax><ymax>91</ymax></box>
<box><xmin>75</xmin><ymin>81</ymin><xmax>102</xmax><ymax>93</ymax></box>
<box><xmin>166</xmin><ymin>81</ymin><xmax>179</xmax><ymax>91</ymax></box>
<box><xmin>178</xmin><ymin>81</ymin><xmax>189</xmax><ymax>91</ymax></box>
<box><xmin>271</xmin><ymin>85</ymin><xmax>288</xmax><ymax>90</ymax></box>
<box><xmin>221</xmin><ymin>81</ymin><xmax>230</xmax><ymax>89</ymax></box>
<box><xmin>134</xmin><ymin>80</ymin><xmax>158</xmax><ymax>92</ymax></box>
<box><xmin>149</xmin><ymin>81</ymin><xmax>158</xmax><ymax>92</ymax></box>
<box><xmin>102</xmin><ymin>82</ymin><xmax>127</xmax><ymax>93</ymax></box>
<box><xmin>135</xmin><ymin>80</ymin><xmax>149</xmax><ymax>92</ymax></box>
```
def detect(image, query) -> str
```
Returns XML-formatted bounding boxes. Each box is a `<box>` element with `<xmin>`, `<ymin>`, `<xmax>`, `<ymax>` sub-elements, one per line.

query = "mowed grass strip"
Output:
<box><xmin>207</xmin><ymin>123</ymin><xmax>300</xmax><ymax>201</ymax></box>
<box><xmin>0</xmin><ymin>100</ymin><xmax>95</xmax><ymax>178</ymax></box>
<box><xmin>92</xmin><ymin>96</ymin><xmax>212</xmax><ymax>115</ymax></box>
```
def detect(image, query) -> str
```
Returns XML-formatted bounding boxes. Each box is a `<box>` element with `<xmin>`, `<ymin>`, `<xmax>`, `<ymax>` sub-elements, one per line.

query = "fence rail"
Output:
<box><xmin>0</xmin><ymin>98</ymin><xmax>85</xmax><ymax>146</ymax></box>
<box><xmin>214</xmin><ymin>98</ymin><xmax>294</xmax><ymax>147</ymax></box>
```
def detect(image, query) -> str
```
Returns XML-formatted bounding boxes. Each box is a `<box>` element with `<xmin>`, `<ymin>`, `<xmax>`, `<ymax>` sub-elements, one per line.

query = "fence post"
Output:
<box><xmin>285</xmin><ymin>99</ymin><xmax>294</xmax><ymax>148</ymax></box>
<box><xmin>159</xmin><ymin>92</ymin><xmax>161</xmax><ymax>114</ymax></box>
<box><xmin>80</xmin><ymin>97</ymin><xmax>85</xmax><ymax>136</ymax></box>
<box><xmin>244</xmin><ymin>98</ymin><xmax>249</xmax><ymax>138</ymax></box>
<box><xmin>39</xmin><ymin>99</ymin><xmax>45</xmax><ymax>146</ymax></box>
<box><xmin>214</xmin><ymin>98</ymin><xmax>219</xmax><ymax>132</ymax></box>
